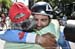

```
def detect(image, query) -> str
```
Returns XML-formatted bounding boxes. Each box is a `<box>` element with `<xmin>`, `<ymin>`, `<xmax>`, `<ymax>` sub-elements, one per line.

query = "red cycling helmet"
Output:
<box><xmin>9</xmin><ymin>2</ymin><xmax>31</xmax><ymax>23</ymax></box>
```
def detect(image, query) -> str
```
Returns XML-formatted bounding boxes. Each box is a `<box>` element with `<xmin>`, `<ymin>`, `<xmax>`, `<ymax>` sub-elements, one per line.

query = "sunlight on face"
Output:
<box><xmin>33</xmin><ymin>14</ymin><xmax>50</xmax><ymax>30</ymax></box>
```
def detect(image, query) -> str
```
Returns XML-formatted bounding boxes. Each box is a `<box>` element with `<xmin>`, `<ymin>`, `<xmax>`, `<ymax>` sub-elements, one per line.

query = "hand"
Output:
<box><xmin>36</xmin><ymin>33</ymin><xmax>57</xmax><ymax>49</ymax></box>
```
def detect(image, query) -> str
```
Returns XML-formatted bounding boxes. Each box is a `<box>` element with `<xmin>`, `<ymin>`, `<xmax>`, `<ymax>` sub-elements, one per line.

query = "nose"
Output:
<box><xmin>37</xmin><ymin>21</ymin><xmax>42</xmax><ymax>27</ymax></box>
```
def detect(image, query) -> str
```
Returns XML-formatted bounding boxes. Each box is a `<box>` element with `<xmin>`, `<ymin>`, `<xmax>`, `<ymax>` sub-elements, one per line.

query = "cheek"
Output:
<box><xmin>42</xmin><ymin>21</ymin><xmax>49</xmax><ymax>26</ymax></box>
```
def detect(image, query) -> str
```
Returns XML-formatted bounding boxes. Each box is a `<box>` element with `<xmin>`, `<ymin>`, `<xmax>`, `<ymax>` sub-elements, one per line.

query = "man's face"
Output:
<box><xmin>33</xmin><ymin>14</ymin><xmax>50</xmax><ymax>30</ymax></box>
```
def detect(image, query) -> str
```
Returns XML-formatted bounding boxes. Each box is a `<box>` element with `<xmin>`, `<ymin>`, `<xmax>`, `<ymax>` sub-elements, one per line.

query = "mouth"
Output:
<box><xmin>35</xmin><ymin>26</ymin><xmax>43</xmax><ymax>30</ymax></box>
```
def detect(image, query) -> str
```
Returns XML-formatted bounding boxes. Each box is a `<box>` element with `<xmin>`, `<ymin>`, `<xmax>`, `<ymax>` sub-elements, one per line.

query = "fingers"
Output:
<box><xmin>42</xmin><ymin>33</ymin><xmax>56</xmax><ymax>38</ymax></box>
<box><xmin>42</xmin><ymin>33</ymin><xmax>56</xmax><ymax>44</ymax></box>
<box><xmin>36</xmin><ymin>33</ymin><xmax>57</xmax><ymax>49</ymax></box>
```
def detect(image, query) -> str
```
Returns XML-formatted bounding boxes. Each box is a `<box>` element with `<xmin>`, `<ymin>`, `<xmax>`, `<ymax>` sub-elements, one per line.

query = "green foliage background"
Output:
<box><xmin>0</xmin><ymin>0</ymin><xmax>12</xmax><ymax>9</ymax></box>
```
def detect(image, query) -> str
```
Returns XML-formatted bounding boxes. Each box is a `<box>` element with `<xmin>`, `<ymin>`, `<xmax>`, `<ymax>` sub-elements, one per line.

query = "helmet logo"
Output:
<box><xmin>15</xmin><ymin>13</ymin><xmax>25</xmax><ymax>19</ymax></box>
<box><xmin>46</xmin><ymin>4</ymin><xmax>52</xmax><ymax>11</ymax></box>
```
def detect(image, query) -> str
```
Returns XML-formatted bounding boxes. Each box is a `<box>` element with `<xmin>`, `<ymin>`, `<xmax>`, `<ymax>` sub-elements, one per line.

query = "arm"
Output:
<box><xmin>0</xmin><ymin>30</ymin><xmax>57</xmax><ymax>49</ymax></box>
<box><xmin>0</xmin><ymin>29</ymin><xmax>37</xmax><ymax>43</ymax></box>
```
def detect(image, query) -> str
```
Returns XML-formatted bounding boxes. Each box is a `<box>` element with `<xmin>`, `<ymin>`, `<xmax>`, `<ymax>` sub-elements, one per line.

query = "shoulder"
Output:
<box><xmin>51</xmin><ymin>19</ymin><xmax>59</xmax><ymax>26</ymax></box>
<box><xmin>48</xmin><ymin>19</ymin><xmax>60</xmax><ymax>29</ymax></box>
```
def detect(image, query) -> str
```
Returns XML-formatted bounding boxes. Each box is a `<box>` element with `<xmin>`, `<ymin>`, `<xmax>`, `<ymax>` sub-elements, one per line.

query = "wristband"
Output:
<box><xmin>25</xmin><ymin>33</ymin><xmax>37</xmax><ymax>43</ymax></box>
